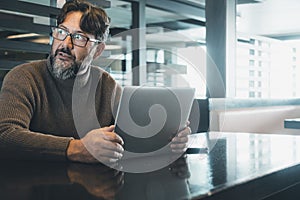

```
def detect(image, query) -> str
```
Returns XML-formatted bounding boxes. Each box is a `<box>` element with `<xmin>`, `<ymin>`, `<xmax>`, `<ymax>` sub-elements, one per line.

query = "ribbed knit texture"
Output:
<box><xmin>0</xmin><ymin>57</ymin><xmax>121</xmax><ymax>161</ymax></box>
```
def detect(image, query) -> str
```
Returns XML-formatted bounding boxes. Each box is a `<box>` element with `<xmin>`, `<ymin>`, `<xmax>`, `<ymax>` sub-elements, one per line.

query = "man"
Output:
<box><xmin>0</xmin><ymin>0</ymin><xmax>190</xmax><ymax>164</ymax></box>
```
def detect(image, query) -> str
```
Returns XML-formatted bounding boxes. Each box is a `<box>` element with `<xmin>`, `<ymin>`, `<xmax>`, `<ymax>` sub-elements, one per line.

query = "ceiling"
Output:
<box><xmin>1</xmin><ymin>0</ymin><xmax>300</xmax><ymax>68</ymax></box>
<box><xmin>2</xmin><ymin>0</ymin><xmax>300</xmax><ymax>44</ymax></box>
<box><xmin>106</xmin><ymin>0</ymin><xmax>300</xmax><ymax>42</ymax></box>
<box><xmin>237</xmin><ymin>0</ymin><xmax>300</xmax><ymax>40</ymax></box>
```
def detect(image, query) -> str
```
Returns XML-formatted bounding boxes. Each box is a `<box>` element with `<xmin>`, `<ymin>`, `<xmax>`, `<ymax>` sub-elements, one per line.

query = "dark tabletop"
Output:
<box><xmin>2</xmin><ymin>132</ymin><xmax>300</xmax><ymax>200</ymax></box>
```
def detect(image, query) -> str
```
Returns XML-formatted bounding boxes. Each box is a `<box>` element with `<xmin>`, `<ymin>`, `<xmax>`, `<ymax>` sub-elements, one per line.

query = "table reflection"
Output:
<box><xmin>116</xmin><ymin>155</ymin><xmax>191</xmax><ymax>200</ymax></box>
<box><xmin>0</xmin><ymin>161</ymin><xmax>123</xmax><ymax>200</ymax></box>
<box><xmin>2</xmin><ymin>132</ymin><xmax>300</xmax><ymax>200</ymax></box>
<box><xmin>187</xmin><ymin>132</ymin><xmax>300</xmax><ymax>199</ymax></box>
<box><xmin>0</xmin><ymin>155</ymin><xmax>191</xmax><ymax>200</ymax></box>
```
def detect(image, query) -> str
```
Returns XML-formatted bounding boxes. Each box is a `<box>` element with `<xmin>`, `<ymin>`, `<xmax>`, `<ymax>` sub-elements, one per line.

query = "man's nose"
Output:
<box><xmin>62</xmin><ymin>35</ymin><xmax>74</xmax><ymax>49</ymax></box>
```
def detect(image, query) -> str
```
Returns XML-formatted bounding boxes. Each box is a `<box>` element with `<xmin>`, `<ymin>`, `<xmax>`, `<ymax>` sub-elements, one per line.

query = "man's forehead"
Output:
<box><xmin>58</xmin><ymin>24</ymin><xmax>84</xmax><ymax>34</ymax></box>
<box><xmin>59</xmin><ymin>12</ymin><xmax>87</xmax><ymax>34</ymax></box>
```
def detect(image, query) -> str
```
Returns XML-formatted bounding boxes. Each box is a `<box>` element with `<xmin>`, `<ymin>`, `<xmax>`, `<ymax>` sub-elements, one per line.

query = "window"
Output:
<box><xmin>258</xmin><ymin>71</ymin><xmax>262</xmax><ymax>77</ymax></box>
<box><xmin>257</xmin><ymin>92</ymin><xmax>261</xmax><ymax>98</ymax></box>
<box><xmin>258</xmin><ymin>51</ymin><xmax>262</xmax><ymax>56</ymax></box>
<box><xmin>257</xmin><ymin>81</ymin><xmax>262</xmax><ymax>87</ymax></box>
<box><xmin>258</xmin><ymin>40</ymin><xmax>262</xmax><ymax>46</ymax></box>
<box><xmin>249</xmin><ymin>91</ymin><xmax>255</xmax><ymax>97</ymax></box>
<box><xmin>249</xmin><ymin>80</ymin><xmax>254</xmax><ymax>87</ymax></box>
<box><xmin>235</xmin><ymin>33</ymin><xmax>298</xmax><ymax>98</ymax></box>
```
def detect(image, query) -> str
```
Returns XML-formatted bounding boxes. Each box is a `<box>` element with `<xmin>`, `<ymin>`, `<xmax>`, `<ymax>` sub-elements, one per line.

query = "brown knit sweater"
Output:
<box><xmin>0</xmin><ymin>57</ymin><xmax>121</xmax><ymax>161</ymax></box>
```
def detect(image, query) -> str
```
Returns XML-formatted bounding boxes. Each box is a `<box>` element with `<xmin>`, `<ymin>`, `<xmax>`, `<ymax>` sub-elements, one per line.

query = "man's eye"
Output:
<box><xmin>73</xmin><ymin>34</ymin><xmax>85</xmax><ymax>41</ymax></box>
<box><xmin>57</xmin><ymin>29</ymin><xmax>66</xmax><ymax>35</ymax></box>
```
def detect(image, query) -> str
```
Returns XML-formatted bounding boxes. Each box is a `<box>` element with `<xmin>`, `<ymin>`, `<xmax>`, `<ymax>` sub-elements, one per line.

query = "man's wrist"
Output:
<box><xmin>67</xmin><ymin>139</ymin><xmax>82</xmax><ymax>162</ymax></box>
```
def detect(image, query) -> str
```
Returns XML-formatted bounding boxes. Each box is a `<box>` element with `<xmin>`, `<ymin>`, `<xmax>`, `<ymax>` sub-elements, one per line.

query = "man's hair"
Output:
<box><xmin>57</xmin><ymin>0</ymin><xmax>110</xmax><ymax>42</ymax></box>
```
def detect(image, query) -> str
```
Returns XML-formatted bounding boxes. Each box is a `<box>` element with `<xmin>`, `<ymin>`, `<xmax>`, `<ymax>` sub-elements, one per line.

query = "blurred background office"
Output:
<box><xmin>1</xmin><ymin>2</ymin><xmax>300</xmax><ymax>198</ymax></box>
<box><xmin>1</xmin><ymin>0</ymin><xmax>300</xmax><ymax>99</ymax></box>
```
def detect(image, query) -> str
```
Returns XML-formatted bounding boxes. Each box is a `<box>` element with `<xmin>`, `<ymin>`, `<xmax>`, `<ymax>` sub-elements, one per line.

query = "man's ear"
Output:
<box><xmin>93</xmin><ymin>43</ymin><xmax>105</xmax><ymax>59</ymax></box>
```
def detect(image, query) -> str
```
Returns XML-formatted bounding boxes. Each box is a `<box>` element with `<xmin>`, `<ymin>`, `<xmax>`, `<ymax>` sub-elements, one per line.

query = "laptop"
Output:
<box><xmin>114</xmin><ymin>86</ymin><xmax>195</xmax><ymax>159</ymax></box>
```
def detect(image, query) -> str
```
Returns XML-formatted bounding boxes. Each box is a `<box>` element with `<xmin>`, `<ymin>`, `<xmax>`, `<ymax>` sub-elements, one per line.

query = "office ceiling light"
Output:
<box><xmin>30</xmin><ymin>38</ymin><xmax>50</xmax><ymax>44</ymax></box>
<box><xmin>7</xmin><ymin>33</ymin><xmax>41</xmax><ymax>39</ymax></box>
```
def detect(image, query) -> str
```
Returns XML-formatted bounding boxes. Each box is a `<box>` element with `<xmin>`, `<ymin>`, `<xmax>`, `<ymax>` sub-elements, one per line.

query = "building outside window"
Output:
<box><xmin>235</xmin><ymin>33</ymin><xmax>299</xmax><ymax>98</ymax></box>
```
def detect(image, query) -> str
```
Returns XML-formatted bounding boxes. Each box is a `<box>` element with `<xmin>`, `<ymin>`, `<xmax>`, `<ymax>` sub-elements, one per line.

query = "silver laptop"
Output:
<box><xmin>114</xmin><ymin>86</ymin><xmax>195</xmax><ymax>159</ymax></box>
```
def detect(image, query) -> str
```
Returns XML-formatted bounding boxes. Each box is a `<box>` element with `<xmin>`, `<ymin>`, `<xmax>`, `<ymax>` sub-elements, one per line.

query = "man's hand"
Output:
<box><xmin>170</xmin><ymin>124</ymin><xmax>191</xmax><ymax>153</ymax></box>
<box><xmin>67</xmin><ymin>125</ymin><xmax>124</xmax><ymax>164</ymax></box>
<box><xmin>67</xmin><ymin>163</ymin><xmax>124</xmax><ymax>199</ymax></box>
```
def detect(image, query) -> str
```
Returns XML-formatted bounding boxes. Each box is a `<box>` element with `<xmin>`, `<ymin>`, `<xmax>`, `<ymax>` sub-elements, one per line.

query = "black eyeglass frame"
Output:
<box><xmin>50</xmin><ymin>26</ymin><xmax>102</xmax><ymax>47</ymax></box>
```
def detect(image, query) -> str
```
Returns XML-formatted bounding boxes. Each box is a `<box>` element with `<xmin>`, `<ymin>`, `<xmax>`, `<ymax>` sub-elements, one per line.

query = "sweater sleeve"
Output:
<box><xmin>0</xmin><ymin>66</ymin><xmax>73</xmax><ymax>161</ymax></box>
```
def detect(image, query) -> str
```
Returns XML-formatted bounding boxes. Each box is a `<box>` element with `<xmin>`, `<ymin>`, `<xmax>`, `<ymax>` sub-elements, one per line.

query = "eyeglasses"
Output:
<box><xmin>50</xmin><ymin>26</ymin><xmax>101</xmax><ymax>47</ymax></box>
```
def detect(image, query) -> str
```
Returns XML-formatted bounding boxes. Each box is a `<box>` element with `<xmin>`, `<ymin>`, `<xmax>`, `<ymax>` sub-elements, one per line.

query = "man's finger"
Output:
<box><xmin>172</xmin><ymin>136</ymin><xmax>188</xmax><ymax>143</ymax></box>
<box><xmin>178</xmin><ymin>127</ymin><xmax>191</xmax><ymax>137</ymax></box>
<box><xmin>103</xmin><ymin>132</ymin><xmax>124</xmax><ymax>145</ymax></box>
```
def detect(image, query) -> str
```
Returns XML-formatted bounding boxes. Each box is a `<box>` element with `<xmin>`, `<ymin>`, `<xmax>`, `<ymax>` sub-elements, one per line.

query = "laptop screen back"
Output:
<box><xmin>114</xmin><ymin>86</ymin><xmax>195</xmax><ymax>156</ymax></box>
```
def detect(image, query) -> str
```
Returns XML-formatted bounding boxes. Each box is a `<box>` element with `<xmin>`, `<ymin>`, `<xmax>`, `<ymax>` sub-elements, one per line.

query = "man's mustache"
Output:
<box><xmin>55</xmin><ymin>48</ymin><xmax>75</xmax><ymax>59</ymax></box>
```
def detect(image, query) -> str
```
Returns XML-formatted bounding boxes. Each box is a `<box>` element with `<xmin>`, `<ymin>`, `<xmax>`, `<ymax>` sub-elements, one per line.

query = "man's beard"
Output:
<box><xmin>49</xmin><ymin>48</ymin><xmax>81</xmax><ymax>80</ymax></box>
